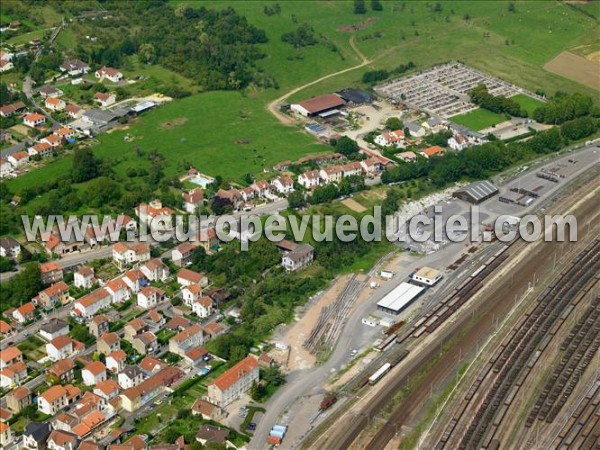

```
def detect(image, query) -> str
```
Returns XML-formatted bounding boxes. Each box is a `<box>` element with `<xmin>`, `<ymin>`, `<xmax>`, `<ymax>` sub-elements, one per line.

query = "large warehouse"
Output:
<box><xmin>290</xmin><ymin>94</ymin><xmax>347</xmax><ymax>117</ymax></box>
<box><xmin>453</xmin><ymin>180</ymin><xmax>499</xmax><ymax>204</ymax></box>
<box><xmin>376</xmin><ymin>282</ymin><xmax>425</xmax><ymax>315</ymax></box>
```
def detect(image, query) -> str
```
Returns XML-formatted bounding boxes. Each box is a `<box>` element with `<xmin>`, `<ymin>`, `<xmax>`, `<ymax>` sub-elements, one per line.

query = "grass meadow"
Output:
<box><xmin>450</xmin><ymin>108</ymin><xmax>508</xmax><ymax>130</ymax></box>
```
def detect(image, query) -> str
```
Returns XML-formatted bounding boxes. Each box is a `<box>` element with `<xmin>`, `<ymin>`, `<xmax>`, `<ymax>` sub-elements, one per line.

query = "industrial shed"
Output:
<box><xmin>376</xmin><ymin>282</ymin><xmax>425</xmax><ymax>315</ymax></box>
<box><xmin>337</xmin><ymin>88</ymin><xmax>374</xmax><ymax>105</ymax></box>
<box><xmin>290</xmin><ymin>94</ymin><xmax>347</xmax><ymax>117</ymax></box>
<box><xmin>453</xmin><ymin>180</ymin><xmax>499</xmax><ymax>204</ymax></box>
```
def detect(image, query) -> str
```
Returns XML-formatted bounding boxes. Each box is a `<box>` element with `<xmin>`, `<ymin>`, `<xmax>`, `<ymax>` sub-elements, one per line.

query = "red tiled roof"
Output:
<box><xmin>83</xmin><ymin>361</ymin><xmax>106</xmax><ymax>376</ymax></box>
<box><xmin>210</xmin><ymin>356</ymin><xmax>258</xmax><ymax>392</ymax></box>
<box><xmin>296</xmin><ymin>94</ymin><xmax>346</xmax><ymax>114</ymax></box>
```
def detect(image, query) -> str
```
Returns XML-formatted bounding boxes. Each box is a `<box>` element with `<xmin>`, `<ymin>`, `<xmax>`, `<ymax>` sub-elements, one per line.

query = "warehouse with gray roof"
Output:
<box><xmin>453</xmin><ymin>180</ymin><xmax>499</xmax><ymax>204</ymax></box>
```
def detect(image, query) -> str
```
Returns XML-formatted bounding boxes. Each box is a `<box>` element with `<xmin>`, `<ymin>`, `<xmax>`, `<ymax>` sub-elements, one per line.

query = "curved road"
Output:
<box><xmin>267</xmin><ymin>36</ymin><xmax>371</xmax><ymax>126</ymax></box>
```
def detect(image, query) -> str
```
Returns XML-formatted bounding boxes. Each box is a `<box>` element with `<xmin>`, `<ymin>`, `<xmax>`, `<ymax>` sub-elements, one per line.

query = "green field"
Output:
<box><xmin>450</xmin><ymin>108</ymin><xmax>507</xmax><ymax>131</ymax></box>
<box><xmin>511</xmin><ymin>93</ymin><xmax>546</xmax><ymax>116</ymax></box>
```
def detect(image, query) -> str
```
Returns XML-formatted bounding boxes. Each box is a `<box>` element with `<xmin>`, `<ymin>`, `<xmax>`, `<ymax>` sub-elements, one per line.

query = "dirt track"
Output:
<box><xmin>313</xmin><ymin>175</ymin><xmax>600</xmax><ymax>450</ymax></box>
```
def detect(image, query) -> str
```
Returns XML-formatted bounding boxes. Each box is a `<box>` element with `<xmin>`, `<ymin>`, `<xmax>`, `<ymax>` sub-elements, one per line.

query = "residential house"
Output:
<box><xmin>38</xmin><ymin>283</ymin><xmax>70</xmax><ymax>310</ymax></box>
<box><xmin>40</xmin><ymin>261</ymin><xmax>63</xmax><ymax>284</ymax></box>
<box><xmin>112</xmin><ymin>243</ymin><xmax>151</xmax><ymax>270</ymax></box>
<box><xmin>258</xmin><ymin>353</ymin><xmax>275</xmax><ymax>369</ymax></box>
<box><xmin>272</xmin><ymin>175</ymin><xmax>294</xmax><ymax>194</ymax></box>
<box><xmin>41</xmin><ymin>134</ymin><xmax>64</xmax><ymax>148</ymax></box>
<box><xmin>360</xmin><ymin>157</ymin><xmax>383</xmax><ymax>175</ymax></box>
<box><xmin>45</xmin><ymin>97</ymin><xmax>66</xmax><ymax>111</ymax></box>
<box><xmin>422</xmin><ymin>145</ymin><xmax>445</xmax><ymax>159</ymax></box>
<box><xmin>60</xmin><ymin>59</ymin><xmax>90</xmax><ymax>76</ymax></box>
<box><xmin>282</xmin><ymin>244</ymin><xmax>314</xmax><ymax>272</ymax></box>
<box><xmin>191</xmin><ymin>399</ymin><xmax>224</xmax><ymax>421</ymax></box>
<box><xmin>47</xmin><ymin>359</ymin><xmax>75</xmax><ymax>383</ymax></box>
<box><xmin>8</xmin><ymin>150</ymin><xmax>29</xmax><ymax>167</ymax></box>
<box><xmin>82</xmin><ymin>362</ymin><xmax>107</xmax><ymax>386</ymax></box>
<box><xmin>177</xmin><ymin>268</ymin><xmax>208</xmax><ymax>288</ymax></box>
<box><xmin>0</xmin><ymin>422</ymin><xmax>13</xmax><ymax>447</ymax></box>
<box><xmin>137</xmin><ymin>287</ymin><xmax>166</xmax><ymax>310</ymax></box>
<box><xmin>139</xmin><ymin>259</ymin><xmax>169</xmax><ymax>282</ymax></box>
<box><xmin>46</xmin><ymin>336</ymin><xmax>83</xmax><ymax>361</ymax></box>
<box><xmin>0</xmin><ymin>346</ymin><xmax>23</xmax><ymax>369</ymax></box>
<box><xmin>106</xmin><ymin>350</ymin><xmax>127</xmax><ymax>373</ymax></box>
<box><xmin>66</xmin><ymin>104</ymin><xmax>83</xmax><ymax>119</ymax></box>
<box><xmin>74</xmin><ymin>267</ymin><xmax>95</xmax><ymax>290</ymax></box>
<box><xmin>404</xmin><ymin>121</ymin><xmax>426</xmax><ymax>137</ymax></box>
<box><xmin>23</xmin><ymin>113</ymin><xmax>46</xmax><ymax>128</ymax></box>
<box><xmin>182</xmin><ymin>188</ymin><xmax>204</xmax><ymax>213</ymax></box>
<box><xmin>0</xmin><ymin>237</ymin><xmax>20</xmax><ymax>259</ymax></box>
<box><xmin>203</xmin><ymin>322</ymin><xmax>224</xmax><ymax>339</ymax></box>
<box><xmin>145</xmin><ymin>310</ymin><xmax>165</xmax><ymax>329</ymax></box>
<box><xmin>88</xmin><ymin>314</ymin><xmax>109</xmax><ymax>338</ymax></box>
<box><xmin>0</xmin><ymin>158</ymin><xmax>14</xmax><ymax>178</ymax></box>
<box><xmin>341</xmin><ymin>161</ymin><xmax>363</xmax><ymax>178</ymax></box>
<box><xmin>95</xmin><ymin>67</ymin><xmax>123</xmax><ymax>83</ymax></box>
<box><xmin>215</xmin><ymin>189</ymin><xmax>243</xmax><ymax>210</ymax></box>
<box><xmin>206</xmin><ymin>356</ymin><xmax>259</xmax><ymax>407</ymax></box>
<box><xmin>38</xmin><ymin>384</ymin><xmax>80</xmax><ymax>415</ymax></box>
<box><xmin>28</xmin><ymin>142</ymin><xmax>53</xmax><ymax>158</ymax></box>
<box><xmin>12</xmin><ymin>302</ymin><xmax>35</xmax><ymax>323</ymax></box>
<box><xmin>0</xmin><ymin>60</ymin><xmax>13</xmax><ymax>72</ymax></box>
<box><xmin>184</xmin><ymin>346</ymin><xmax>208</xmax><ymax>366</ymax></box>
<box><xmin>124</xmin><ymin>319</ymin><xmax>147</xmax><ymax>341</ymax></box>
<box><xmin>0</xmin><ymin>361</ymin><xmax>27</xmax><ymax>388</ymax></box>
<box><xmin>171</xmin><ymin>243</ymin><xmax>194</xmax><ymax>267</ymax></box>
<box><xmin>192</xmin><ymin>296</ymin><xmax>213</xmax><ymax>319</ymax></box>
<box><xmin>375</xmin><ymin>129</ymin><xmax>405</xmax><ymax>147</ymax></box>
<box><xmin>122</xmin><ymin>269</ymin><xmax>146</xmax><ymax>294</ymax></box>
<box><xmin>0</xmin><ymin>101</ymin><xmax>26</xmax><ymax>118</ymax></box>
<box><xmin>39</xmin><ymin>318</ymin><xmax>69</xmax><ymax>340</ymax></box>
<box><xmin>93</xmin><ymin>379</ymin><xmax>120</xmax><ymax>402</ymax></box>
<box><xmin>165</xmin><ymin>317</ymin><xmax>191</xmax><ymax>332</ymax></box>
<box><xmin>23</xmin><ymin>422</ymin><xmax>52</xmax><ymax>450</ymax></box>
<box><xmin>138</xmin><ymin>356</ymin><xmax>166</xmax><ymax>378</ymax></box>
<box><xmin>195</xmin><ymin>426</ymin><xmax>229</xmax><ymax>446</ymax></box>
<box><xmin>181</xmin><ymin>284</ymin><xmax>202</xmax><ymax>307</ymax></box>
<box><xmin>104</xmin><ymin>278</ymin><xmax>131</xmax><ymax>304</ymax></box>
<box><xmin>240</xmin><ymin>186</ymin><xmax>254</xmax><ymax>203</ymax></box>
<box><xmin>47</xmin><ymin>430</ymin><xmax>79</xmax><ymax>450</ymax></box>
<box><xmin>54</xmin><ymin>127</ymin><xmax>77</xmax><ymax>140</ymax></box>
<box><xmin>251</xmin><ymin>179</ymin><xmax>271</xmax><ymax>198</ymax></box>
<box><xmin>169</xmin><ymin>324</ymin><xmax>205</xmax><ymax>357</ymax></box>
<box><xmin>132</xmin><ymin>332</ymin><xmax>158</xmax><ymax>355</ymax></box>
<box><xmin>298</xmin><ymin>170</ymin><xmax>322</xmax><ymax>189</ymax></box>
<box><xmin>39</xmin><ymin>85</ymin><xmax>62</xmax><ymax>98</ymax></box>
<box><xmin>94</xmin><ymin>92</ymin><xmax>116</xmax><ymax>108</ymax></box>
<box><xmin>134</xmin><ymin>200</ymin><xmax>174</xmax><ymax>228</ymax></box>
<box><xmin>196</xmin><ymin>228</ymin><xmax>219</xmax><ymax>253</ymax></box>
<box><xmin>97</xmin><ymin>332</ymin><xmax>120</xmax><ymax>355</ymax></box>
<box><xmin>319</xmin><ymin>166</ymin><xmax>344</xmax><ymax>184</ymax></box>
<box><xmin>119</xmin><ymin>367</ymin><xmax>183</xmax><ymax>412</ymax></box>
<box><xmin>0</xmin><ymin>320</ymin><xmax>12</xmax><ymax>336</ymax></box>
<box><xmin>118</xmin><ymin>366</ymin><xmax>144</xmax><ymax>390</ymax></box>
<box><xmin>72</xmin><ymin>288</ymin><xmax>112</xmax><ymax>319</ymax></box>
<box><xmin>6</xmin><ymin>386</ymin><xmax>31</xmax><ymax>413</ymax></box>
<box><xmin>422</xmin><ymin>116</ymin><xmax>447</xmax><ymax>133</ymax></box>
<box><xmin>397</xmin><ymin>151</ymin><xmax>418</xmax><ymax>163</ymax></box>
<box><xmin>448</xmin><ymin>133</ymin><xmax>470</xmax><ymax>151</ymax></box>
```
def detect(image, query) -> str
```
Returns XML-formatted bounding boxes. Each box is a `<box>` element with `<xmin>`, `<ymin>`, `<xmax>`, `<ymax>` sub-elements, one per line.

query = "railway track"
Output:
<box><xmin>436</xmin><ymin>239</ymin><xmax>600</xmax><ymax>450</ymax></box>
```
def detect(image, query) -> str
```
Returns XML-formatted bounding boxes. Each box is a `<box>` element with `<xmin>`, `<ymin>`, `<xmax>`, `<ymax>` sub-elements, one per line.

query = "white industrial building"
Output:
<box><xmin>376</xmin><ymin>282</ymin><xmax>425</xmax><ymax>315</ymax></box>
<box><xmin>411</xmin><ymin>267</ymin><xmax>443</xmax><ymax>287</ymax></box>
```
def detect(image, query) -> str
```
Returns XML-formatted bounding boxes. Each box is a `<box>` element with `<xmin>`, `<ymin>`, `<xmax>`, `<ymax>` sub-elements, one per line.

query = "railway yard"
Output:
<box><xmin>302</xmin><ymin>161</ymin><xmax>599</xmax><ymax>450</ymax></box>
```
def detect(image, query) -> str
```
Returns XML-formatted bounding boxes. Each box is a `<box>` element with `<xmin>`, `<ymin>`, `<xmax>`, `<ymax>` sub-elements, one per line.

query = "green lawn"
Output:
<box><xmin>511</xmin><ymin>94</ymin><xmax>545</xmax><ymax>116</ymax></box>
<box><xmin>450</xmin><ymin>108</ymin><xmax>508</xmax><ymax>131</ymax></box>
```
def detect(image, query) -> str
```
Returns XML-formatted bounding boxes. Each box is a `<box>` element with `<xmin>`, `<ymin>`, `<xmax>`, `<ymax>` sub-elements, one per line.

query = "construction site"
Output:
<box><xmin>298</xmin><ymin>153</ymin><xmax>599</xmax><ymax>450</ymax></box>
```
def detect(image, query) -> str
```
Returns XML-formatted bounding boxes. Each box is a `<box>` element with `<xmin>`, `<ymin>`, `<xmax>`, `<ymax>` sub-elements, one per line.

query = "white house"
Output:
<box><xmin>94</xmin><ymin>92</ymin><xmax>116</xmax><ymax>107</ymax></box>
<box><xmin>112</xmin><ymin>242</ymin><xmax>151</xmax><ymax>270</ymax></box>
<box><xmin>375</xmin><ymin>129</ymin><xmax>405</xmax><ymax>147</ymax></box>
<box><xmin>0</xmin><ymin>158</ymin><xmax>14</xmax><ymax>178</ymax></box>
<box><xmin>298</xmin><ymin>170</ymin><xmax>321</xmax><ymax>189</ymax></box>
<box><xmin>139</xmin><ymin>258</ymin><xmax>169</xmax><ymax>282</ymax></box>
<box><xmin>95</xmin><ymin>66</ymin><xmax>123</xmax><ymax>82</ymax></box>
<box><xmin>60</xmin><ymin>59</ymin><xmax>90</xmax><ymax>76</ymax></box>
<box><xmin>73</xmin><ymin>266</ymin><xmax>95</xmax><ymax>289</ymax></box>
<box><xmin>177</xmin><ymin>268</ymin><xmax>208</xmax><ymax>288</ymax></box>
<box><xmin>47</xmin><ymin>430</ymin><xmax>79</xmax><ymax>450</ymax></box>
<box><xmin>137</xmin><ymin>287</ymin><xmax>166</xmax><ymax>310</ymax></box>
<box><xmin>37</xmin><ymin>385</ymin><xmax>68</xmax><ymax>415</ymax></box>
<box><xmin>23</xmin><ymin>113</ymin><xmax>46</xmax><ymax>128</ymax></box>
<box><xmin>272</xmin><ymin>176</ymin><xmax>294</xmax><ymax>194</ymax></box>
<box><xmin>181</xmin><ymin>284</ymin><xmax>202</xmax><ymax>307</ymax></box>
<box><xmin>45</xmin><ymin>97</ymin><xmax>66</xmax><ymax>111</ymax></box>
<box><xmin>319</xmin><ymin>166</ymin><xmax>343</xmax><ymax>184</ymax></box>
<box><xmin>171</xmin><ymin>243</ymin><xmax>194</xmax><ymax>267</ymax></box>
<box><xmin>122</xmin><ymin>269</ymin><xmax>146</xmax><ymax>294</ymax></box>
<box><xmin>341</xmin><ymin>161</ymin><xmax>363</xmax><ymax>178</ymax></box>
<box><xmin>182</xmin><ymin>188</ymin><xmax>204</xmax><ymax>213</ymax></box>
<box><xmin>106</xmin><ymin>350</ymin><xmax>127</xmax><ymax>373</ymax></box>
<box><xmin>8</xmin><ymin>151</ymin><xmax>29</xmax><ymax>168</ymax></box>
<box><xmin>448</xmin><ymin>133</ymin><xmax>470</xmax><ymax>151</ymax></box>
<box><xmin>81</xmin><ymin>361</ymin><xmax>107</xmax><ymax>386</ymax></box>
<box><xmin>45</xmin><ymin>336</ymin><xmax>80</xmax><ymax>362</ymax></box>
<box><xmin>0</xmin><ymin>60</ymin><xmax>13</xmax><ymax>72</ymax></box>
<box><xmin>28</xmin><ymin>142</ymin><xmax>53</xmax><ymax>158</ymax></box>
<box><xmin>192</xmin><ymin>296</ymin><xmax>213</xmax><ymax>319</ymax></box>
<box><xmin>169</xmin><ymin>324</ymin><xmax>205</xmax><ymax>357</ymax></box>
<box><xmin>118</xmin><ymin>365</ymin><xmax>144</xmax><ymax>390</ymax></box>
<box><xmin>71</xmin><ymin>288</ymin><xmax>112</xmax><ymax>319</ymax></box>
<box><xmin>104</xmin><ymin>278</ymin><xmax>131</xmax><ymax>304</ymax></box>
<box><xmin>0</xmin><ymin>237</ymin><xmax>21</xmax><ymax>259</ymax></box>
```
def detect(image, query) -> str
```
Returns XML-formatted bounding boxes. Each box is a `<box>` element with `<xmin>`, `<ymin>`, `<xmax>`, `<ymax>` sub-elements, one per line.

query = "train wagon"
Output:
<box><xmin>369</xmin><ymin>362</ymin><xmax>391</xmax><ymax>385</ymax></box>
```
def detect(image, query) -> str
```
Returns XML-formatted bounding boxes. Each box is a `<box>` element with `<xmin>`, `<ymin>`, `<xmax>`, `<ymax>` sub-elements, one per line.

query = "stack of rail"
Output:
<box><xmin>303</xmin><ymin>275</ymin><xmax>365</xmax><ymax>355</ymax></box>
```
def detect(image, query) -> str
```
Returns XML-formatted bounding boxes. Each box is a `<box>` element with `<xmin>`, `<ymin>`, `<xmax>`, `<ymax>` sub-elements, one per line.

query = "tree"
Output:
<box><xmin>508</xmin><ymin>2</ymin><xmax>516</xmax><ymax>12</ymax></box>
<box><xmin>385</xmin><ymin>117</ymin><xmax>403</xmax><ymax>130</ymax></box>
<box><xmin>71</xmin><ymin>148</ymin><xmax>100</xmax><ymax>183</ymax></box>
<box><xmin>335</xmin><ymin>136</ymin><xmax>360</xmax><ymax>156</ymax></box>
<box><xmin>287</xmin><ymin>191</ymin><xmax>306</xmax><ymax>209</ymax></box>
<box><xmin>371</xmin><ymin>0</ymin><xmax>383</xmax><ymax>11</ymax></box>
<box><xmin>354</xmin><ymin>0</ymin><xmax>366</xmax><ymax>14</ymax></box>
